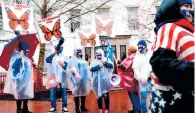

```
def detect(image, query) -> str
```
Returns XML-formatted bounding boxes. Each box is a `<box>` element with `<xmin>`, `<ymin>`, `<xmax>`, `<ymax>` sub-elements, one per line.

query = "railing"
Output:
<box><xmin>0</xmin><ymin>72</ymin><xmax>47</xmax><ymax>95</ymax></box>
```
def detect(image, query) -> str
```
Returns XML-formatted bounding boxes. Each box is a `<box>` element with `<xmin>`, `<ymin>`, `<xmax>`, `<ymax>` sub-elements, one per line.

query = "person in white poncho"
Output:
<box><xmin>132</xmin><ymin>40</ymin><xmax>153</xmax><ymax>113</ymax></box>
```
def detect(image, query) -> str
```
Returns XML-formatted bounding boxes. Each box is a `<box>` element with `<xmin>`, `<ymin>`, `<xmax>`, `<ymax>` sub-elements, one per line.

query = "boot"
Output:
<box><xmin>80</xmin><ymin>96</ymin><xmax>88</xmax><ymax>112</ymax></box>
<box><xmin>16</xmin><ymin>100</ymin><xmax>22</xmax><ymax>113</ymax></box>
<box><xmin>22</xmin><ymin>100</ymin><xmax>32</xmax><ymax>113</ymax></box>
<box><xmin>74</xmin><ymin>97</ymin><xmax>80</xmax><ymax>113</ymax></box>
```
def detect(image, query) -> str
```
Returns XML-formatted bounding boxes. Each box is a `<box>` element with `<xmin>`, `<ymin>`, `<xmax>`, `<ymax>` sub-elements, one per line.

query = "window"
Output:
<box><xmin>85</xmin><ymin>47</ymin><xmax>91</xmax><ymax>61</ymax></box>
<box><xmin>70</xmin><ymin>10</ymin><xmax>80</xmax><ymax>32</ymax></box>
<box><xmin>127</xmin><ymin>7</ymin><xmax>140</xmax><ymax>30</ymax></box>
<box><xmin>120</xmin><ymin>45</ymin><xmax>126</xmax><ymax>61</ymax></box>
<box><xmin>94</xmin><ymin>45</ymin><xmax>116</xmax><ymax>59</ymax></box>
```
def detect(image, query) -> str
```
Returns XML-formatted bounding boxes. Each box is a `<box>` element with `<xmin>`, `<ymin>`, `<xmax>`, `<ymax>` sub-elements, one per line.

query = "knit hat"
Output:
<box><xmin>178</xmin><ymin>0</ymin><xmax>192</xmax><ymax>6</ymax></box>
<box><xmin>128</xmin><ymin>46</ymin><xmax>137</xmax><ymax>53</ymax></box>
<box><xmin>18</xmin><ymin>42</ymin><xmax>29</xmax><ymax>51</ymax></box>
<box><xmin>137</xmin><ymin>40</ymin><xmax>147</xmax><ymax>47</ymax></box>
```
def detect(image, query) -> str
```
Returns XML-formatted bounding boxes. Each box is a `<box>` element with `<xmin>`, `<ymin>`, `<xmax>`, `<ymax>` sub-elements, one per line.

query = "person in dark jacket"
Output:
<box><xmin>149</xmin><ymin>0</ymin><xmax>194</xmax><ymax>113</ymax></box>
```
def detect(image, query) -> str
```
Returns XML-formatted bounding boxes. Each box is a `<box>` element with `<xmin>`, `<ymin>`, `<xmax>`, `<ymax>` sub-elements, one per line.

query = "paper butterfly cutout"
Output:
<box><xmin>39</xmin><ymin>19</ymin><xmax>62</xmax><ymax>41</ymax></box>
<box><xmin>95</xmin><ymin>17</ymin><xmax>114</xmax><ymax>36</ymax></box>
<box><xmin>79</xmin><ymin>33</ymin><xmax>96</xmax><ymax>46</ymax></box>
<box><xmin>5</xmin><ymin>7</ymin><xmax>30</xmax><ymax>30</ymax></box>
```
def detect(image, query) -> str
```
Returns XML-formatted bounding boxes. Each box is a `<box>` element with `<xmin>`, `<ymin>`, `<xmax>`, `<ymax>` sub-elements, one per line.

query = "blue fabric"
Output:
<box><xmin>104</xmin><ymin>62</ymin><xmax>113</xmax><ymax>68</ymax></box>
<box><xmin>68</xmin><ymin>56</ymin><xmax>90</xmax><ymax>97</ymax></box>
<box><xmin>62</xmin><ymin>61</ymin><xmax>68</xmax><ymax>70</ymax></box>
<box><xmin>138</xmin><ymin>40</ymin><xmax>147</xmax><ymax>46</ymax></box>
<box><xmin>46</xmin><ymin>55</ymin><xmax>54</xmax><ymax>63</ymax></box>
<box><xmin>106</xmin><ymin>38</ymin><xmax>114</xmax><ymax>61</ymax></box>
<box><xmin>90</xmin><ymin>58</ymin><xmax>113</xmax><ymax>99</ymax></box>
<box><xmin>90</xmin><ymin>65</ymin><xmax>101</xmax><ymax>72</ymax></box>
<box><xmin>50</xmin><ymin>85</ymin><xmax>67</xmax><ymax>109</ymax></box>
<box><xmin>128</xmin><ymin>91</ymin><xmax>141</xmax><ymax>113</ymax></box>
<box><xmin>140</xmin><ymin>82</ymin><xmax>151</xmax><ymax>92</ymax></box>
<box><xmin>140</xmin><ymin>91</ymin><xmax>148</xmax><ymax>113</ymax></box>
<box><xmin>180</xmin><ymin>10</ymin><xmax>190</xmax><ymax>19</ymax></box>
<box><xmin>4</xmin><ymin>51</ymin><xmax>34</xmax><ymax>99</ymax></box>
<box><xmin>12</xmin><ymin>58</ymin><xmax>22</xmax><ymax>77</ymax></box>
<box><xmin>178</xmin><ymin>0</ymin><xmax>192</xmax><ymax>6</ymax></box>
<box><xmin>138</xmin><ymin>47</ymin><xmax>145</xmax><ymax>53</ymax></box>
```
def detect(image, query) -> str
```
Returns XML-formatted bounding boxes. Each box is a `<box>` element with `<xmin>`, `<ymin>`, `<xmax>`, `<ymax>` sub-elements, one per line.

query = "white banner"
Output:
<box><xmin>76</xmin><ymin>29</ymin><xmax>100</xmax><ymax>47</ymax></box>
<box><xmin>1</xmin><ymin>2</ymin><xmax>34</xmax><ymax>32</ymax></box>
<box><xmin>36</xmin><ymin>16</ymin><xmax>65</xmax><ymax>43</ymax></box>
<box><xmin>92</xmin><ymin>15</ymin><xmax>115</xmax><ymax>37</ymax></box>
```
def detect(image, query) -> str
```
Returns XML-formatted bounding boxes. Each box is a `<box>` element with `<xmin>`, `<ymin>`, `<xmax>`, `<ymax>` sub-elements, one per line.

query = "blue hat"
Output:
<box><xmin>178</xmin><ymin>0</ymin><xmax>192</xmax><ymax>6</ymax></box>
<box><xmin>18</xmin><ymin>42</ymin><xmax>29</xmax><ymax>51</ymax></box>
<box><xmin>137</xmin><ymin>40</ymin><xmax>147</xmax><ymax>47</ymax></box>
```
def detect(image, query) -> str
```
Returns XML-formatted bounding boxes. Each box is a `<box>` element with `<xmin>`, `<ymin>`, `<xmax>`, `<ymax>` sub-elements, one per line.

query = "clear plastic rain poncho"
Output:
<box><xmin>90</xmin><ymin>49</ymin><xmax>113</xmax><ymax>99</ymax></box>
<box><xmin>4</xmin><ymin>51</ymin><xmax>34</xmax><ymax>99</ymax></box>
<box><xmin>67</xmin><ymin>47</ymin><xmax>90</xmax><ymax>97</ymax></box>
<box><xmin>46</xmin><ymin>47</ymin><xmax>69</xmax><ymax>89</ymax></box>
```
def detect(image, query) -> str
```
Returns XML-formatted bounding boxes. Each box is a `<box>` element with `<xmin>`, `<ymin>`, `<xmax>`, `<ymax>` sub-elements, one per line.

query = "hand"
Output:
<box><xmin>20</xmin><ymin>50</ymin><xmax>24</xmax><ymax>58</ymax></box>
<box><xmin>99</xmin><ymin>61</ymin><xmax>104</xmax><ymax>67</ymax></box>
<box><xmin>75</xmin><ymin>72</ymin><xmax>81</xmax><ymax>79</ymax></box>
<box><xmin>141</xmin><ymin>79</ymin><xmax>147</xmax><ymax>84</ymax></box>
<box><xmin>58</xmin><ymin>60</ymin><xmax>64</xmax><ymax>67</ymax></box>
<box><xmin>150</xmin><ymin>72</ymin><xmax>156</xmax><ymax>78</ymax></box>
<box><xmin>52</xmin><ymin>50</ymin><xmax>57</xmax><ymax>56</ymax></box>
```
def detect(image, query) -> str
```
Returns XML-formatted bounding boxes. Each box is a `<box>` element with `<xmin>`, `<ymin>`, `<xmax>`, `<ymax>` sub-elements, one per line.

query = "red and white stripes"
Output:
<box><xmin>153</xmin><ymin>23</ymin><xmax>195</xmax><ymax>62</ymax></box>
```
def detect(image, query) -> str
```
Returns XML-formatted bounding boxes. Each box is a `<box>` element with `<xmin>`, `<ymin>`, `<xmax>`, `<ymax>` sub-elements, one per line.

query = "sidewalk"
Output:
<box><xmin>0</xmin><ymin>90</ymin><xmax>133</xmax><ymax>113</ymax></box>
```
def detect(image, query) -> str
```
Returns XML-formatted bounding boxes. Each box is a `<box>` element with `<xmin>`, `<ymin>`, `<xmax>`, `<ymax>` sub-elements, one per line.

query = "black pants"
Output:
<box><xmin>97</xmin><ymin>92</ymin><xmax>110</xmax><ymax>109</ymax></box>
<box><xmin>16</xmin><ymin>99</ymin><xmax>29</xmax><ymax>110</ymax></box>
<box><xmin>74</xmin><ymin>96</ymin><xmax>86</xmax><ymax>109</ymax></box>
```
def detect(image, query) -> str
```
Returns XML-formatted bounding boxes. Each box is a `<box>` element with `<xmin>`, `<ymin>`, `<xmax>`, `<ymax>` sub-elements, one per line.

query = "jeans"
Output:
<box><xmin>50</xmin><ymin>85</ymin><xmax>67</xmax><ymax>109</ymax></box>
<box><xmin>128</xmin><ymin>92</ymin><xmax>141</xmax><ymax>113</ymax></box>
<box><xmin>140</xmin><ymin>91</ymin><xmax>148</xmax><ymax>113</ymax></box>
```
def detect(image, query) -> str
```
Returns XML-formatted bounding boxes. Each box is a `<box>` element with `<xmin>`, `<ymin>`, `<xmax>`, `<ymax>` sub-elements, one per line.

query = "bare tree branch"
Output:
<box><xmin>31</xmin><ymin>0</ymin><xmax>42</xmax><ymax>11</ymax></box>
<box><xmin>59</xmin><ymin>0</ymin><xmax>87</xmax><ymax>15</ymax></box>
<box><xmin>63</xmin><ymin>0</ymin><xmax>113</xmax><ymax>23</ymax></box>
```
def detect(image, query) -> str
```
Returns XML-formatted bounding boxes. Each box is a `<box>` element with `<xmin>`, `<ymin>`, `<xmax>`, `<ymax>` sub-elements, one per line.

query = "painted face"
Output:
<box><xmin>96</xmin><ymin>54</ymin><xmax>102</xmax><ymax>60</ymax></box>
<box><xmin>76</xmin><ymin>49</ymin><xmax>82</xmax><ymax>58</ymax></box>
<box><xmin>180</xmin><ymin>4</ymin><xmax>191</xmax><ymax>19</ymax></box>
<box><xmin>23</xmin><ymin>49</ymin><xmax>29</xmax><ymax>56</ymax></box>
<box><xmin>138</xmin><ymin>44</ymin><xmax>146</xmax><ymax>53</ymax></box>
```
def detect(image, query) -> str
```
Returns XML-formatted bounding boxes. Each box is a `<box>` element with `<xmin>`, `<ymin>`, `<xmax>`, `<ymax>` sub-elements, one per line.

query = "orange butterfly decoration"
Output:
<box><xmin>39</xmin><ymin>19</ymin><xmax>62</xmax><ymax>41</ymax></box>
<box><xmin>5</xmin><ymin>7</ymin><xmax>30</xmax><ymax>30</ymax></box>
<box><xmin>95</xmin><ymin>17</ymin><xmax>114</xmax><ymax>36</ymax></box>
<box><xmin>79</xmin><ymin>33</ymin><xmax>96</xmax><ymax>46</ymax></box>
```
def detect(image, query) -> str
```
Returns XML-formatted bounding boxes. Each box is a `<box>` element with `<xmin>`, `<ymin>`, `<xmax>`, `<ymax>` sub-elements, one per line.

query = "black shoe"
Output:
<box><xmin>17</xmin><ymin>109</ymin><xmax>22</xmax><ymax>113</ymax></box>
<box><xmin>48</xmin><ymin>107</ymin><xmax>57</xmax><ymax>113</ymax></box>
<box><xmin>80</xmin><ymin>107</ymin><xmax>88</xmax><ymax>112</ymax></box>
<box><xmin>22</xmin><ymin>108</ymin><xmax>32</xmax><ymax>113</ymax></box>
<box><xmin>128</xmin><ymin>110</ymin><xmax>134</xmax><ymax>113</ymax></box>
<box><xmin>75</xmin><ymin>109</ymin><xmax>81</xmax><ymax>113</ymax></box>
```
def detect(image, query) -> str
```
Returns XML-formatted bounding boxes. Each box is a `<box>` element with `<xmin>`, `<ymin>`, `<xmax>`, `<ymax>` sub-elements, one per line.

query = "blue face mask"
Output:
<box><xmin>180</xmin><ymin>10</ymin><xmax>190</xmax><ymax>19</ymax></box>
<box><xmin>96</xmin><ymin>54</ymin><xmax>102</xmax><ymax>60</ymax></box>
<box><xmin>76</xmin><ymin>49</ymin><xmax>82</xmax><ymax>58</ymax></box>
<box><xmin>23</xmin><ymin>50</ymin><xmax>29</xmax><ymax>56</ymax></box>
<box><xmin>138</xmin><ymin>46</ymin><xmax>144</xmax><ymax>53</ymax></box>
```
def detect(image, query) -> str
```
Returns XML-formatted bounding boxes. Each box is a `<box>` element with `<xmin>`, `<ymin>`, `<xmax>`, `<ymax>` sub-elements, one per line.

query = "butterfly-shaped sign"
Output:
<box><xmin>76</xmin><ymin>29</ymin><xmax>100</xmax><ymax>47</ymax></box>
<box><xmin>92</xmin><ymin>15</ymin><xmax>115</xmax><ymax>37</ymax></box>
<box><xmin>36</xmin><ymin>16</ymin><xmax>64</xmax><ymax>43</ymax></box>
<box><xmin>1</xmin><ymin>2</ymin><xmax>34</xmax><ymax>32</ymax></box>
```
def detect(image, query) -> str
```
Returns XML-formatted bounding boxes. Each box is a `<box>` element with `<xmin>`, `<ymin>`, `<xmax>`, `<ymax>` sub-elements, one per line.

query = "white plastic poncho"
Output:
<box><xmin>132</xmin><ymin>49</ymin><xmax>152</xmax><ymax>92</ymax></box>
<box><xmin>67</xmin><ymin>56</ymin><xmax>90</xmax><ymax>97</ymax></box>
<box><xmin>90</xmin><ymin>49</ymin><xmax>113</xmax><ymax>99</ymax></box>
<box><xmin>46</xmin><ymin>53</ymin><xmax>68</xmax><ymax>89</ymax></box>
<box><xmin>4</xmin><ymin>51</ymin><xmax>34</xmax><ymax>99</ymax></box>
